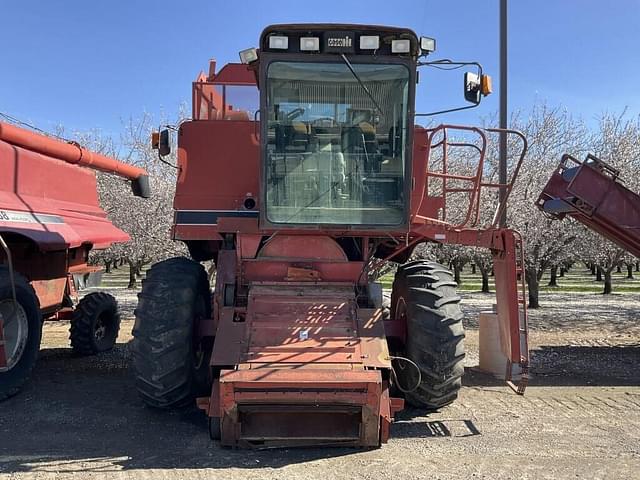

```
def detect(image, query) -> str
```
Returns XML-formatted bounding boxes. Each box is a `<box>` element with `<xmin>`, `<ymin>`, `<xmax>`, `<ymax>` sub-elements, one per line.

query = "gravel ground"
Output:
<box><xmin>1</xmin><ymin>288</ymin><xmax>639</xmax><ymax>479</ymax></box>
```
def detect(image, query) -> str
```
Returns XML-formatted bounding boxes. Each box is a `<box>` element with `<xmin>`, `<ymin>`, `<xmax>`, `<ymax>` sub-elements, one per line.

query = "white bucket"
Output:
<box><xmin>478</xmin><ymin>310</ymin><xmax>522</xmax><ymax>380</ymax></box>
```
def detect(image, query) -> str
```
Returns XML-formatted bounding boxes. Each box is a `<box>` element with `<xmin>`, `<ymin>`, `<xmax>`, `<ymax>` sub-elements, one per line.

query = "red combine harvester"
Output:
<box><xmin>538</xmin><ymin>153</ymin><xmax>640</xmax><ymax>256</ymax></box>
<box><xmin>0</xmin><ymin>120</ymin><xmax>149</xmax><ymax>399</ymax></box>
<box><xmin>133</xmin><ymin>24</ymin><xmax>529</xmax><ymax>448</ymax></box>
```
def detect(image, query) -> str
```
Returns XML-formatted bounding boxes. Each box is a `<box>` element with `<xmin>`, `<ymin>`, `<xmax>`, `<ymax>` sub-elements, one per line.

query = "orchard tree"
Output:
<box><xmin>82</xmin><ymin>112</ymin><xmax>187</xmax><ymax>287</ymax></box>
<box><xmin>503</xmin><ymin>103</ymin><xmax>588</xmax><ymax>308</ymax></box>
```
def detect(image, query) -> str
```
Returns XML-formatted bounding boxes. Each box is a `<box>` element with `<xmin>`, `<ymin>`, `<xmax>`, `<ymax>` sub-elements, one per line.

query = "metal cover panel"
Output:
<box><xmin>244</xmin><ymin>285</ymin><xmax>361</xmax><ymax>364</ymax></box>
<box><xmin>211</xmin><ymin>308</ymin><xmax>246</xmax><ymax>366</ymax></box>
<box><xmin>357</xmin><ymin>308</ymin><xmax>392</xmax><ymax>369</ymax></box>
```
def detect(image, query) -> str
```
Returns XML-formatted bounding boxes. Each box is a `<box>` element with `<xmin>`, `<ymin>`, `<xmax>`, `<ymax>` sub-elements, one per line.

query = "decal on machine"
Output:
<box><xmin>0</xmin><ymin>209</ymin><xmax>64</xmax><ymax>224</ymax></box>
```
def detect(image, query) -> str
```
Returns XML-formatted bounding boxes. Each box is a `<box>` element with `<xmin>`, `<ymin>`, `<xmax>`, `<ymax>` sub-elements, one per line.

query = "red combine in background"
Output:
<box><xmin>538</xmin><ymin>153</ymin><xmax>640</xmax><ymax>257</ymax></box>
<box><xmin>133</xmin><ymin>23</ymin><xmax>529</xmax><ymax>448</ymax></box>
<box><xmin>0</xmin><ymin>120</ymin><xmax>149</xmax><ymax>399</ymax></box>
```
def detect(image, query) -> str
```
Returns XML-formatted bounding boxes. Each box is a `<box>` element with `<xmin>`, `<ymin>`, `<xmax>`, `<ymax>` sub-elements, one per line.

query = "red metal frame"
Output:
<box><xmin>538</xmin><ymin>153</ymin><xmax>640</xmax><ymax>258</ymax></box>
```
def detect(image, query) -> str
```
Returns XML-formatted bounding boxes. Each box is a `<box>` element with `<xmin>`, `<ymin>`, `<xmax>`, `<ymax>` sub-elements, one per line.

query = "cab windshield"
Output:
<box><xmin>265</xmin><ymin>61</ymin><xmax>410</xmax><ymax>226</ymax></box>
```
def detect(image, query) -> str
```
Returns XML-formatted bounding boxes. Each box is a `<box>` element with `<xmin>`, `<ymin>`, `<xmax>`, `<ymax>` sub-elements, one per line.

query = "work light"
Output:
<box><xmin>391</xmin><ymin>39</ymin><xmax>410</xmax><ymax>53</ymax></box>
<box><xmin>239</xmin><ymin>48</ymin><xmax>258</xmax><ymax>64</ymax></box>
<box><xmin>300</xmin><ymin>37</ymin><xmax>320</xmax><ymax>51</ymax></box>
<box><xmin>359</xmin><ymin>35</ymin><xmax>379</xmax><ymax>50</ymax></box>
<box><xmin>420</xmin><ymin>36</ymin><xmax>436</xmax><ymax>54</ymax></box>
<box><xmin>268</xmin><ymin>35</ymin><xmax>289</xmax><ymax>49</ymax></box>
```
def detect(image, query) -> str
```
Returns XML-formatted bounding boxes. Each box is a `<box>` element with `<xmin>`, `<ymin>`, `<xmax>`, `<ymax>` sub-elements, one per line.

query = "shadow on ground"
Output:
<box><xmin>463</xmin><ymin>343</ymin><xmax>640</xmax><ymax>387</ymax></box>
<box><xmin>460</xmin><ymin>292</ymin><xmax>640</xmax><ymax>334</ymax></box>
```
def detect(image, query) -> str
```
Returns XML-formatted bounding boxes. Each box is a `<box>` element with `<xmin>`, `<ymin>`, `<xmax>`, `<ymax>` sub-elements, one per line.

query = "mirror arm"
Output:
<box><xmin>418</xmin><ymin>59</ymin><xmax>483</xmax><ymax>75</ymax></box>
<box><xmin>416</xmin><ymin>59</ymin><xmax>486</xmax><ymax>117</ymax></box>
<box><xmin>415</xmin><ymin>104</ymin><xmax>480</xmax><ymax>117</ymax></box>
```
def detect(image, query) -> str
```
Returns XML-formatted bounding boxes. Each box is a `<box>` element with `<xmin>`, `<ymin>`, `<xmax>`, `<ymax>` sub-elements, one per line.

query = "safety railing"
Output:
<box><xmin>414</xmin><ymin>125</ymin><xmax>527</xmax><ymax>229</ymax></box>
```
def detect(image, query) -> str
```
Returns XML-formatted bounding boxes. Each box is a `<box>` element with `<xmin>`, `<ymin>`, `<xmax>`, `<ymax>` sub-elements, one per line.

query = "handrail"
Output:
<box><xmin>415</xmin><ymin>124</ymin><xmax>527</xmax><ymax>230</ymax></box>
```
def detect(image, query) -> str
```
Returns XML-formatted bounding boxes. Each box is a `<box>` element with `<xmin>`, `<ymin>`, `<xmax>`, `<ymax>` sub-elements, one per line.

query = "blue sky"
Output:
<box><xmin>1</xmin><ymin>1</ymin><xmax>638</xmax><ymax>135</ymax></box>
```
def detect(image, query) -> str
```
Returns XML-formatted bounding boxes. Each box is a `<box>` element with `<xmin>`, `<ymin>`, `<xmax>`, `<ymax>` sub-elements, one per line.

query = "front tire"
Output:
<box><xmin>391</xmin><ymin>260</ymin><xmax>465</xmax><ymax>409</ymax></box>
<box><xmin>70</xmin><ymin>292</ymin><xmax>121</xmax><ymax>355</ymax></box>
<box><xmin>0</xmin><ymin>267</ymin><xmax>42</xmax><ymax>401</ymax></box>
<box><xmin>131</xmin><ymin>257</ymin><xmax>212</xmax><ymax>408</ymax></box>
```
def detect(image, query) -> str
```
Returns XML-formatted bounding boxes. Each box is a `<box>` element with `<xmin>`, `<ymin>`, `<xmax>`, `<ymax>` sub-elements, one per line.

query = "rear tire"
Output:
<box><xmin>0</xmin><ymin>267</ymin><xmax>42</xmax><ymax>401</ymax></box>
<box><xmin>132</xmin><ymin>257</ymin><xmax>212</xmax><ymax>408</ymax></box>
<box><xmin>70</xmin><ymin>292</ymin><xmax>120</xmax><ymax>355</ymax></box>
<box><xmin>391</xmin><ymin>260</ymin><xmax>465</xmax><ymax>409</ymax></box>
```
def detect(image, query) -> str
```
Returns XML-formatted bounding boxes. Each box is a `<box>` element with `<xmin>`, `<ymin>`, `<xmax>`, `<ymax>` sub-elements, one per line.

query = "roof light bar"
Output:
<box><xmin>300</xmin><ymin>37</ymin><xmax>320</xmax><ymax>51</ymax></box>
<box><xmin>268</xmin><ymin>35</ymin><xmax>289</xmax><ymax>49</ymax></box>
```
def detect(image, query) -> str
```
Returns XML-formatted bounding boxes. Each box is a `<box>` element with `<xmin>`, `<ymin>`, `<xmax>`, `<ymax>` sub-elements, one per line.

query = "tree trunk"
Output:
<box><xmin>481</xmin><ymin>270</ymin><xmax>490</xmax><ymax>293</ymax></box>
<box><xmin>603</xmin><ymin>269</ymin><xmax>613</xmax><ymax>295</ymax></box>
<box><xmin>127</xmin><ymin>261</ymin><xmax>137</xmax><ymax>289</ymax></box>
<box><xmin>135</xmin><ymin>261</ymin><xmax>144</xmax><ymax>278</ymax></box>
<box><xmin>596</xmin><ymin>268</ymin><xmax>603</xmax><ymax>282</ymax></box>
<box><xmin>490</xmin><ymin>267</ymin><xmax>495</xmax><ymax>277</ymax></box>
<box><xmin>453</xmin><ymin>263</ymin><xmax>462</xmax><ymax>284</ymax></box>
<box><xmin>548</xmin><ymin>265</ymin><xmax>558</xmax><ymax>287</ymax></box>
<box><xmin>471</xmin><ymin>263</ymin><xmax>476</xmax><ymax>274</ymax></box>
<box><xmin>616</xmin><ymin>264</ymin><xmax>622</xmax><ymax>274</ymax></box>
<box><xmin>526</xmin><ymin>268</ymin><xmax>540</xmax><ymax>309</ymax></box>
<box><xmin>636</xmin><ymin>261</ymin><xmax>639</xmax><ymax>272</ymax></box>
<box><xmin>104</xmin><ymin>260</ymin><xmax>111</xmax><ymax>274</ymax></box>
<box><xmin>590</xmin><ymin>263</ymin><xmax>596</xmax><ymax>275</ymax></box>
<box><xmin>627</xmin><ymin>264</ymin><xmax>634</xmax><ymax>279</ymax></box>
<box><xmin>559</xmin><ymin>266</ymin><xmax>565</xmax><ymax>277</ymax></box>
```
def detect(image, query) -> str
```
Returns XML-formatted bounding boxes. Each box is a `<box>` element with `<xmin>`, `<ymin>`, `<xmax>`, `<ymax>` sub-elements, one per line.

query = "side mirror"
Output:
<box><xmin>464</xmin><ymin>72</ymin><xmax>493</xmax><ymax>104</ymax></box>
<box><xmin>464</xmin><ymin>72</ymin><xmax>481</xmax><ymax>104</ymax></box>
<box><xmin>158</xmin><ymin>129</ymin><xmax>171</xmax><ymax>156</ymax></box>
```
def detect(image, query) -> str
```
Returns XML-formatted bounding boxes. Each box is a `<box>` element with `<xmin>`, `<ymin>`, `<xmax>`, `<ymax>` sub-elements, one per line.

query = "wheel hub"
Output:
<box><xmin>0</xmin><ymin>299</ymin><xmax>28</xmax><ymax>371</ymax></box>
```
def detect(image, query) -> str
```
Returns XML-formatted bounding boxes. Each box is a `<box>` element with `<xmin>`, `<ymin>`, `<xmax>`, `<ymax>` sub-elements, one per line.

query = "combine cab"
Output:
<box><xmin>133</xmin><ymin>23</ymin><xmax>529</xmax><ymax>448</ymax></box>
<box><xmin>0</xmin><ymin>121</ymin><xmax>149</xmax><ymax>399</ymax></box>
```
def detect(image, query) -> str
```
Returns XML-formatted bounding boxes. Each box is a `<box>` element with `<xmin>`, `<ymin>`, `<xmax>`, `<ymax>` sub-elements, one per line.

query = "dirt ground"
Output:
<box><xmin>1</xmin><ymin>289</ymin><xmax>639</xmax><ymax>479</ymax></box>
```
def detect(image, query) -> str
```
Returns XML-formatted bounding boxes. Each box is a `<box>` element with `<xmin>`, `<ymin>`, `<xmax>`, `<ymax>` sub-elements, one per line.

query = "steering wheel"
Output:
<box><xmin>286</xmin><ymin>108</ymin><xmax>305</xmax><ymax>121</ymax></box>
